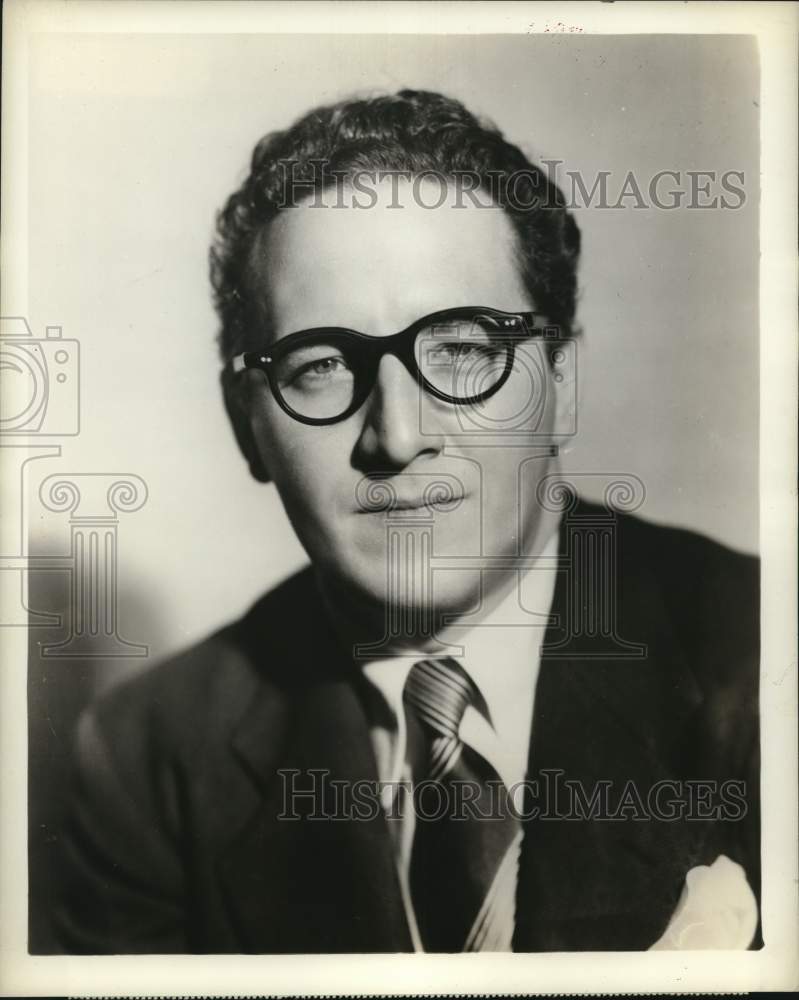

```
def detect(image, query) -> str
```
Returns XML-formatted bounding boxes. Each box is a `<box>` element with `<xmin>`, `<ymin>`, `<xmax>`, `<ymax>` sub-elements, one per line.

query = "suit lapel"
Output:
<box><xmin>514</xmin><ymin>513</ymin><xmax>712</xmax><ymax>951</ymax></box>
<box><xmin>217</xmin><ymin>589</ymin><xmax>412</xmax><ymax>953</ymax></box>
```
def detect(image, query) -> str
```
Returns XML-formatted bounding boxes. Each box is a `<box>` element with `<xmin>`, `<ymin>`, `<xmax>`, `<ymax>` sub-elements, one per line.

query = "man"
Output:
<box><xmin>55</xmin><ymin>90</ymin><xmax>759</xmax><ymax>953</ymax></box>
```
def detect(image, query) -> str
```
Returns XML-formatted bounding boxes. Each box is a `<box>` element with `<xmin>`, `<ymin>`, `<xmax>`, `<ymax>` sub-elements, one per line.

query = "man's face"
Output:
<box><xmin>241</xmin><ymin>178</ymin><xmax>566</xmax><ymax>622</ymax></box>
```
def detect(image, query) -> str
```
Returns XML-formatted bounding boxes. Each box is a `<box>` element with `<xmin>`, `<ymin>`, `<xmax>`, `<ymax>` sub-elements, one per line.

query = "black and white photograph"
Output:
<box><xmin>1</xmin><ymin>1</ymin><xmax>796</xmax><ymax>995</ymax></box>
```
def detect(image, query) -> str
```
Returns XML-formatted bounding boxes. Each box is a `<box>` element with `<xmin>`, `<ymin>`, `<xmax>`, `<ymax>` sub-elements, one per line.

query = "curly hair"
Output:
<box><xmin>210</xmin><ymin>89</ymin><xmax>581</xmax><ymax>361</ymax></box>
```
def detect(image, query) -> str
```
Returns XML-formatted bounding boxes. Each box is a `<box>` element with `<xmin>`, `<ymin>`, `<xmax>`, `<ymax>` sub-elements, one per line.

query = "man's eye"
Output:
<box><xmin>308</xmin><ymin>357</ymin><xmax>348</xmax><ymax>375</ymax></box>
<box><xmin>290</xmin><ymin>355</ymin><xmax>352</xmax><ymax>384</ymax></box>
<box><xmin>427</xmin><ymin>342</ymin><xmax>498</xmax><ymax>364</ymax></box>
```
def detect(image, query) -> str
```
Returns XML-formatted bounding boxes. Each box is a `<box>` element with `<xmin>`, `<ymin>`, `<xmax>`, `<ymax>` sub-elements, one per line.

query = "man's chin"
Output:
<box><xmin>316</xmin><ymin>555</ymin><xmax>483</xmax><ymax>640</ymax></box>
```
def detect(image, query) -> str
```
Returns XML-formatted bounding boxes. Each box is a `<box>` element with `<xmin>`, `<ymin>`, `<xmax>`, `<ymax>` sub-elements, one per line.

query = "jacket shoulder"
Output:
<box><xmin>80</xmin><ymin>566</ymin><xmax>322</xmax><ymax>811</ymax></box>
<box><xmin>611</xmin><ymin>510</ymin><xmax>759</xmax><ymax>742</ymax></box>
<box><xmin>616</xmin><ymin>512</ymin><xmax>759</xmax><ymax>657</ymax></box>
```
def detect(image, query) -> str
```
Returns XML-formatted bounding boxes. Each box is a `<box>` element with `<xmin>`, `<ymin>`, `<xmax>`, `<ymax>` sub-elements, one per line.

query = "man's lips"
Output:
<box><xmin>353</xmin><ymin>473</ymin><xmax>469</xmax><ymax>515</ymax></box>
<box><xmin>354</xmin><ymin>492</ymin><xmax>468</xmax><ymax>513</ymax></box>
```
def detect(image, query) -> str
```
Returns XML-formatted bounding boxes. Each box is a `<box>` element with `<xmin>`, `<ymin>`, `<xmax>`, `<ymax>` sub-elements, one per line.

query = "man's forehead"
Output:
<box><xmin>250</xmin><ymin>177</ymin><xmax>528</xmax><ymax>336</ymax></box>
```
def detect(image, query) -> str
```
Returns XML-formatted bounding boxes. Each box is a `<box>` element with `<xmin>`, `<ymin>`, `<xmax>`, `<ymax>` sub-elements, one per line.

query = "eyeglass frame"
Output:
<box><xmin>227</xmin><ymin>305</ymin><xmax>551</xmax><ymax>427</ymax></box>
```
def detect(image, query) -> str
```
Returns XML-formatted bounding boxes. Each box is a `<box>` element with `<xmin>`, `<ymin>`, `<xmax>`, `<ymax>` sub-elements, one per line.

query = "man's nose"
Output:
<box><xmin>354</xmin><ymin>354</ymin><xmax>444</xmax><ymax>469</ymax></box>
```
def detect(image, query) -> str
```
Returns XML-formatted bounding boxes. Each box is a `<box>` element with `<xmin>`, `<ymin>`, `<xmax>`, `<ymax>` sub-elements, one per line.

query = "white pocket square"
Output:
<box><xmin>649</xmin><ymin>854</ymin><xmax>758</xmax><ymax>950</ymax></box>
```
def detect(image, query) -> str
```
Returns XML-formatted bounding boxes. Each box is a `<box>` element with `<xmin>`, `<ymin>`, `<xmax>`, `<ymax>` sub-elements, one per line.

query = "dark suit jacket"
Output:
<box><xmin>52</xmin><ymin>504</ymin><xmax>760</xmax><ymax>953</ymax></box>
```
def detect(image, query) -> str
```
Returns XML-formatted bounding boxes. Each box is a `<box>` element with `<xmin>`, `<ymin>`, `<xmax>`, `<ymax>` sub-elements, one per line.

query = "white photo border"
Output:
<box><xmin>1</xmin><ymin>0</ymin><xmax>796</xmax><ymax>995</ymax></box>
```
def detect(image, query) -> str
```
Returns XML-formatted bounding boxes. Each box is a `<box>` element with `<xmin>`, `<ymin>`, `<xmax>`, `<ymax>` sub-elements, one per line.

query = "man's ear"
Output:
<box><xmin>220</xmin><ymin>369</ymin><xmax>271</xmax><ymax>483</ymax></box>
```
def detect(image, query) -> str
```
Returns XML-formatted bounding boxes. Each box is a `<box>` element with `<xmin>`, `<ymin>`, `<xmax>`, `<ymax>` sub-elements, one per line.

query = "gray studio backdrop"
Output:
<box><xmin>23</xmin><ymin>31</ymin><xmax>758</xmax><ymax>949</ymax></box>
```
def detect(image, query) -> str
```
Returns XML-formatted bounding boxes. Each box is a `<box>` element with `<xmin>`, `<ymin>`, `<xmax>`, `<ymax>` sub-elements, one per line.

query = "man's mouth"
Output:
<box><xmin>354</xmin><ymin>486</ymin><xmax>467</xmax><ymax>514</ymax></box>
<box><xmin>353</xmin><ymin>473</ymin><xmax>468</xmax><ymax>515</ymax></box>
<box><xmin>390</xmin><ymin>494</ymin><xmax>465</xmax><ymax>511</ymax></box>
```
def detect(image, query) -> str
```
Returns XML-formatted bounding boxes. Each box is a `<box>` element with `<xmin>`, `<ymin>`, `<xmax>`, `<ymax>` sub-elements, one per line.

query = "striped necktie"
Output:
<box><xmin>403</xmin><ymin>657</ymin><xmax>522</xmax><ymax>952</ymax></box>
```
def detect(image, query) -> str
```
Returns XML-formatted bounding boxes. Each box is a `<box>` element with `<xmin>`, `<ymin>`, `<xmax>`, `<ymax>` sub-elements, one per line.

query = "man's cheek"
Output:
<box><xmin>280</xmin><ymin>463</ymin><xmax>346</xmax><ymax>537</ymax></box>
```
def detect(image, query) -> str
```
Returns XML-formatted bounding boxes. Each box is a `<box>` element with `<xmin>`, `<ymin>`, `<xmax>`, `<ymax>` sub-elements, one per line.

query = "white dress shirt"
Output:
<box><xmin>358</xmin><ymin>532</ymin><xmax>559</xmax><ymax>951</ymax></box>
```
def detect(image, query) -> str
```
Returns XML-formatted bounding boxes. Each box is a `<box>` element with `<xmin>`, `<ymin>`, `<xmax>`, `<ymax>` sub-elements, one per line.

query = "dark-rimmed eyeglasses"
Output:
<box><xmin>227</xmin><ymin>306</ymin><xmax>547</xmax><ymax>426</ymax></box>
